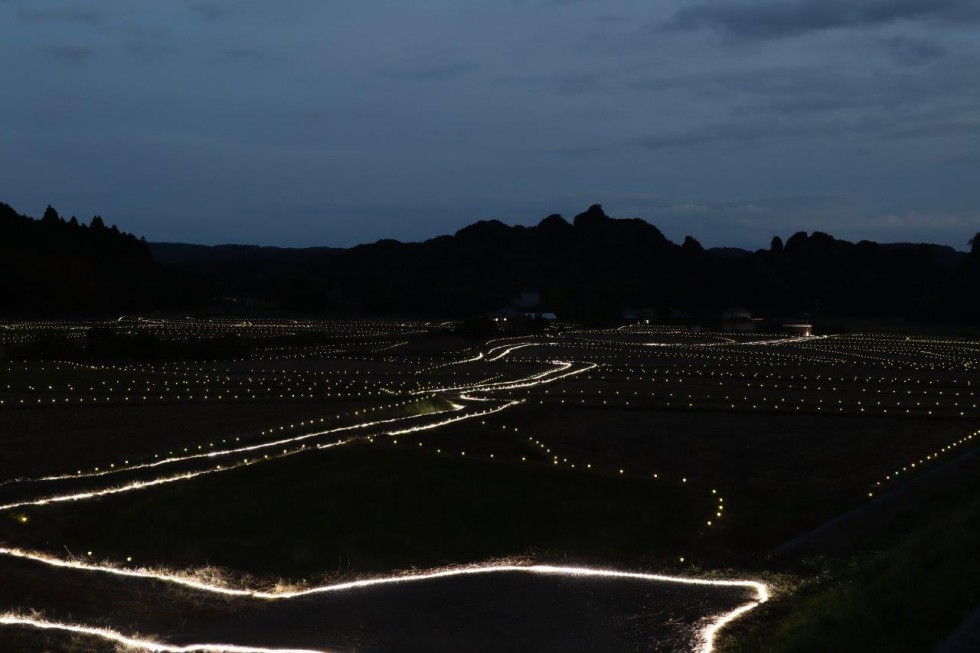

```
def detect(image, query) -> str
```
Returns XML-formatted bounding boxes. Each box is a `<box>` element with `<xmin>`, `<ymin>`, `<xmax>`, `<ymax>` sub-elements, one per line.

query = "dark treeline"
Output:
<box><xmin>0</xmin><ymin>203</ymin><xmax>203</xmax><ymax>313</ymax></box>
<box><xmin>186</xmin><ymin>204</ymin><xmax>977</xmax><ymax>324</ymax></box>
<box><xmin>149</xmin><ymin>242</ymin><xmax>341</xmax><ymax>311</ymax></box>
<box><xmin>4</xmin><ymin>201</ymin><xmax>978</xmax><ymax>323</ymax></box>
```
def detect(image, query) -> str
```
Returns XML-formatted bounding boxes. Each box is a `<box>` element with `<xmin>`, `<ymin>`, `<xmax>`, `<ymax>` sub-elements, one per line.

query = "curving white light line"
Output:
<box><xmin>484</xmin><ymin>342</ymin><xmax>553</xmax><ymax>361</ymax></box>
<box><xmin>418</xmin><ymin>360</ymin><xmax>593</xmax><ymax>395</ymax></box>
<box><xmin>0</xmin><ymin>359</ymin><xmax>588</xmax><ymax>512</ymax></box>
<box><xmin>480</xmin><ymin>361</ymin><xmax>595</xmax><ymax>392</ymax></box>
<box><xmin>644</xmin><ymin>334</ymin><xmax>830</xmax><ymax>348</ymax></box>
<box><xmin>15</xmin><ymin>402</ymin><xmax>460</xmax><ymax>486</ymax></box>
<box><xmin>0</xmin><ymin>438</ymin><xmax>348</xmax><ymax>513</ymax></box>
<box><xmin>0</xmin><ymin>613</ymin><xmax>328</xmax><ymax>653</ymax></box>
<box><xmin>0</xmin><ymin>465</ymin><xmax>244</xmax><ymax>513</ymax></box>
<box><xmin>0</xmin><ymin>335</ymin><xmax>768</xmax><ymax>653</ymax></box>
<box><xmin>0</xmin><ymin>547</ymin><xmax>767</xmax><ymax>653</ymax></box>
<box><xmin>381</xmin><ymin>400</ymin><xmax>522</xmax><ymax>438</ymax></box>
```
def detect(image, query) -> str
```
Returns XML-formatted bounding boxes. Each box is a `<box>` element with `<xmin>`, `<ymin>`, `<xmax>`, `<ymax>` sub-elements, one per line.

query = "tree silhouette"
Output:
<box><xmin>770</xmin><ymin>236</ymin><xmax>784</xmax><ymax>255</ymax></box>
<box><xmin>2</xmin><ymin>200</ymin><xmax>978</xmax><ymax>323</ymax></box>
<box><xmin>41</xmin><ymin>205</ymin><xmax>61</xmax><ymax>224</ymax></box>
<box><xmin>682</xmin><ymin>235</ymin><xmax>704</xmax><ymax>254</ymax></box>
<box><xmin>0</xmin><ymin>202</ymin><xmax>197</xmax><ymax>314</ymax></box>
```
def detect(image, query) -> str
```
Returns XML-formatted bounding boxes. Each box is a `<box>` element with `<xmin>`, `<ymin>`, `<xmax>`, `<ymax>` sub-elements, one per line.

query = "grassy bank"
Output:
<box><xmin>723</xmin><ymin>468</ymin><xmax>980</xmax><ymax>652</ymax></box>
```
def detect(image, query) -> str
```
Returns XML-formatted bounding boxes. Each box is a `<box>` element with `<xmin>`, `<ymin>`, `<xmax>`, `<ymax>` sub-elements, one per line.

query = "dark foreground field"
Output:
<box><xmin>0</xmin><ymin>319</ymin><xmax>977</xmax><ymax>652</ymax></box>
<box><xmin>0</xmin><ymin>549</ymin><xmax>758</xmax><ymax>653</ymax></box>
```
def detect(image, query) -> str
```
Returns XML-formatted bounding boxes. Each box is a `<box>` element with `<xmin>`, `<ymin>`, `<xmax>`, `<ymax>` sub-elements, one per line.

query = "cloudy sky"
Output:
<box><xmin>2</xmin><ymin>0</ymin><xmax>979</xmax><ymax>249</ymax></box>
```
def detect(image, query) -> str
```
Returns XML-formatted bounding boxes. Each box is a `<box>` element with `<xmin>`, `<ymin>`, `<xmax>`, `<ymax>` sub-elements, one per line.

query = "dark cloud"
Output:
<box><xmin>126</xmin><ymin>40</ymin><xmax>176</xmax><ymax>62</ymax></box>
<box><xmin>742</xmin><ymin>65</ymin><xmax>979</xmax><ymax>117</ymax></box>
<box><xmin>881</xmin><ymin>35</ymin><xmax>946</xmax><ymax>65</ymax></box>
<box><xmin>536</xmin><ymin>0</ymin><xmax>597</xmax><ymax>5</ymax></box>
<box><xmin>123</xmin><ymin>24</ymin><xmax>176</xmax><ymax>62</ymax></box>
<box><xmin>187</xmin><ymin>0</ymin><xmax>239</xmax><ymax>23</ymax></box>
<box><xmin>378</xmin><ymin>61</ymin><xmax>480</xmax><ymax>81</ymax></box>
<box><xmin>884</xmin><ymin>119</ymin><xmax>980</xmax><ymax>141</ymax></box>
<box><xmin>220</xmin><ymin>47</ymin><xmax>282</xmax><ymax>65</ymax></box>
<box><xmin>638</xmin><ymin>117</ymin><xmax>784</xmax><ymax>150</ymax></box>
<box><xmin>3</xmin><ymin>1</ymin><xmax>979</xmax><ymax>248</ymax></box>
<box><xmin>498</xmin><ymin>70</ymin><xmax>605</xmax><ymax>94</ymax></box>
<box><xmin>17</xmin><ymin>7</ymin><xmax>106</xmax><ymax>24</ymax></box>
<box><xmin>551</xmin><ymin>143</ymin><xmax>614</xmax><ymax>158</ymax></box>
<box><xmin>41</xmin><ymin>44</ymin><xmax>96</xmax><ymax>64</ymax></box>
<box><xmin>629</xmin><ymin>58</ymin><xmax>980</xmax><ymax>131</ymax></box>
<box><xmin>634</xmin><ymin>110</ymin><xmax>980</xmax><ymax>153</ymax></box>
<box><xmin>630</xmin><ymin>70</ymin><xmax>980</xmax><ymax>151</ymax></box>
<box><xmin>668</xmin><ymin>0</ymin><xmax>980</xmax><ymax>41</ymax></box>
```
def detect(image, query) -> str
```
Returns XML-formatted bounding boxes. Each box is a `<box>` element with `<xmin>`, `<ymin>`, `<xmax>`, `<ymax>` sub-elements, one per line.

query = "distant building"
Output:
<box><xmin>621</xmin><ymin>307</ymin><xmax>658</xmax><ymax>322</ymax></box>
<box><xmin>524</xmin><ymin>311</ymin><xmax>557</xmax><ymax>321</ymax></box>
<box><xmin>488</xmin><ymin>307</ymin><xmax>522</xmax><ymax>321</ymax></box>
<box><xmin>489</xmin><ymin>307</ymin><xmax>558</xmax><ymax>322</ymax></box>
<box><xmin>721</xmin><ymin>307</ymin><xmax>756</xmax><ymax>332</ymax></box>
<box><xmin>514</xmin><ymin>291</ymin><xmax>541</xmax><ymax>311</ymax></box>
<box><xmin>781</xmin><ymin>314</ymin><xmax>813</xmax><ymax>336</ymax></box>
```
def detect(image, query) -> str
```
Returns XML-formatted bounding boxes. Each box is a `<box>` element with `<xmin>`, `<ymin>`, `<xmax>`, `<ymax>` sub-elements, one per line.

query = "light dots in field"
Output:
<box><xmin>2</xmin><ymin>318</ymin><xmax>975</xmax><ymax>653</ymax></box>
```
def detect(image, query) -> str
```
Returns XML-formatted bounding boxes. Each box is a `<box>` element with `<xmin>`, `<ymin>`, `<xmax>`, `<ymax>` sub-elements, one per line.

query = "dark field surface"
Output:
<box><xmin>187</xmin><ymin>572</ymin><xmax>751</xmax><ymax>653</ymax></box>
<box><xmin>0</xmin><ymin>398</ymin><xmax>430</xmax><ymax>480</ymax></box>
<box><xmin>0</xmin><ymin>551</ymin><xmax>754</xmax><ymax>653</ymax></box>
<box><xmin>1</xmin><ymin>320</ymin><xmax>978</xmax><ymax>652</ymax></box>
<box><xmin>423</xmin><ymin>405</ymin><xmax>970</xmax><ymax>552</ymax></box>
<box><xmin>1</xmin><ymin>442</ymin><xmax>710</xmax><ymax>579</ymax></box>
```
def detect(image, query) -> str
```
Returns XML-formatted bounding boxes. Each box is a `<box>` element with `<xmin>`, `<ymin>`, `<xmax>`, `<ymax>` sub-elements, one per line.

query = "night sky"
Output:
<box><xmin>2</xmin><ymin>0</ymin><xmax>978</xmax><ymax>249</ymax></box>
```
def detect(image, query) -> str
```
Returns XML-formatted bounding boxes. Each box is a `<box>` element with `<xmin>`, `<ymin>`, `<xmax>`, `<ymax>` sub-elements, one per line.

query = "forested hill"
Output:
<box><xmin>0</xmin><ymin>203</ymin><xmax>195</xmax><ymax>313</ymax></box>
<box><xmin>149</xmin><ymin>243</ymin><xmax>338</xmax><ymax>266</ymax></box>
<box><xmin>3</xmin><ymin>201</ymin><xmax>978</xmax><ymax>323</ymax></box>
<box><xmin>292</xmin><ymin>204</ymin><xmax>978</xmax><ymax>322</ymax></box>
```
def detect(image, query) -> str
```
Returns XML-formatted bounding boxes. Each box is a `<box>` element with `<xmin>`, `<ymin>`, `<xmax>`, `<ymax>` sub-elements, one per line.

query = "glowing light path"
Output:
<box><xmin>0</xmin><ymin>401</ymin><xmax>525</xmax><ymax>512</ymax></box>
<box><xmin>0</xmin><ymin>359</ymin><xmax>586</xmax><ymax>510</ymax></box>
<box><xmin>484</xmin><ymin>341</ymin><xmax>554</xmax><ymax>361</ymax></box>
<box><xmin>0</xmin><ymin>334</ymin><xmax>770</xmax><ymax>653</ymax></box>
<box><xmin>10</xmin><ymin>400</ymin><xmax>464</xmax><ymax>487</ymax></box>
<box><xmin>0</xmin><ymin>614</ymin><xmax>328</xmax><ymax>653</ymax></box>
<box><xmin>0</xmin><ymin>546</ymin><xmax>767</xmax><ymax>653</ymax></box>
<box><xmin>379</xmin><ymin>399</ymin><xmax>522</xmax><ymax>439</ymax></box>
<box><xmin>418</xmin><ymin>337</ymin><xmax>554</xmax><ymax>372</ymax></box>
<box><xmin>416</xmin><ymin>359</ymin><xmax>594</xmax><ymax>396</ymax></box>
<box><xmin>643</xmin><ymin>334</ymin><xmax>832</xmax><ymax>348</ymax></box>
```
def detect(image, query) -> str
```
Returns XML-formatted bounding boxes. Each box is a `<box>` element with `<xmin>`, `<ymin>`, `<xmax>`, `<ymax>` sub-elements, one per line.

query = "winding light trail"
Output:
<box><xmin>0</xmin><ymin>437</ymin><xmax>357</xmax><ymax>513</ymax></box>
<box><xmin>644</xmin><ymin>334</ymin><xmax>832</xmax><ymax>348</ymax></box>
<box><xmin>378</xmin><ymin>399</ymin><xmax>522</xmax><ymax>439</ymax></box>
<box><xmin>0</xmin><ymin>336</ymin><xmax>770</xmax><ymax>653</ymax></box>
<box><xmin>0</xmin><ymin>399</ymin><xmax>526</xmax><ymax>512</ymax></box>
<box><xmin>416</xmin><ymin>359</ymin><xmax>594</xmax><ymax>395</ymax></box>
<box><xmin>484</xmin><ymin>341</ymin><xmax>553</xmax><ymax>361</ymax></box>
<box><xmin>11</xmin><ymin>400</ymin><xmax>462</xmax><ymax>486</ymax></box>
<box><xmin>0</xmin><ymin>546</ymin><xmax>767</xmax><ymax>653</ymax></box>
<box><xmin>0</xmin><ymin>360</ymin><xmax>583</xmax><ymax>511</ymax></box>
<box><xmin>0</xmin><ymin>614</ymin><xmax>328</xmax><ymax>653</ymax></box>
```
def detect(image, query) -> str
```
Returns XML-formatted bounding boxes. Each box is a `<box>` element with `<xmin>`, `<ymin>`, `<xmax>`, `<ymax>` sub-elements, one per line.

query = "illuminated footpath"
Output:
<box><xmin>0</xmin><ymin>330</ymin><xmax>771</xmax><ymax>653</ymax></box>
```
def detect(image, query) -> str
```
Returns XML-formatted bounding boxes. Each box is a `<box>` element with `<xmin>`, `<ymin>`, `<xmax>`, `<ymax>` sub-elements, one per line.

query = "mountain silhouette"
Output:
<box><xmin>3</xmin><ymin>201</ymin><xmax>977</xmax><ymax>324</ymax></box>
